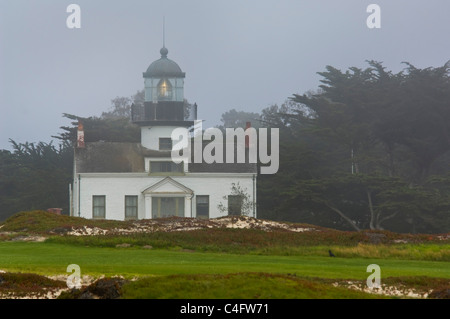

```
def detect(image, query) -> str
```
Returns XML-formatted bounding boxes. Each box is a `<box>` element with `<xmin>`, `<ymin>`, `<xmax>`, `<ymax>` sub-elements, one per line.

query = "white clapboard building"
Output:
<box><xmin>70</xmin><ymin>46</ymin><xmax>257</xmax><ymax>220</ymax></box>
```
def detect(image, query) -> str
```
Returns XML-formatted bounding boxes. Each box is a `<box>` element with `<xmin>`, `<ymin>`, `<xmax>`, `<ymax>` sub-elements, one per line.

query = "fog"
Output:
<box><xmin>1</xmin><ymin>0</ymin><xmax>449</xmax><ymax>150</ymax></box>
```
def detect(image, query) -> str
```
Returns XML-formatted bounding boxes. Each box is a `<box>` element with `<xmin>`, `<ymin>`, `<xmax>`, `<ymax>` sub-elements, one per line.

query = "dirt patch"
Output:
<box><xmin>332</xmin><ymin>277</ymin><xmax>450</xmax><ymax>299</ymax></box>
<box><xmin>0</xmin><ymin>272</ymin><xmax>67</xmax><ymax>299</ymax></box>
<box><xmin>364</xmin><ymin>232</ymin><xmax>387</xmax><ymax>244</ymax></box>
<box><xmin>0</xmin><ymin>272</ymin><xmax>129</xmax><ymax>299</ymax></box>
<box><xmin>428</xmin><ymin>287</ymin><xmax>450</xmax><ymax>299</ymax></box>
<box><xmin>67</xmin><ymin>225</ymin><xmax>108</xmax><ymax>236</ymax></box>
<box><xmin>9</xmin><ymin>235</ymin><xmax>47</xmax><ymax>242</ymax></box>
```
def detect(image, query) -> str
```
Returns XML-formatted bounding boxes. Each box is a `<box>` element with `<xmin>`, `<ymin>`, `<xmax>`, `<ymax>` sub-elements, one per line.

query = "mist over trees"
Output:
<box><xmin>0</xmin><ymin>140</ymin><xmax>73</xmax><ymax>221</ymax></box>
<box><xmin>257</xmin><ymin>61</ymin><xmax>450</xmax><ymax>233</ymax></box>
<box><xmin>101</xmin><ymin>90</ymin><xmax>144</xmax><ymax>120</ymax></box>
<box><xmin>0</xmin><ymin>61</ymin><xmax>448</xmax><ymax>233</ymax></box>
<box><xmin>215</xmin><ymin>109</ymin><xmax>263</xmax><ymax>131</ymax></box>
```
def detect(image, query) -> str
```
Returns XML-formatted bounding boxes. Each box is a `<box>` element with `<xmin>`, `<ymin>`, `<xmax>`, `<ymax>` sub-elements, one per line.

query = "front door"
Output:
<box><xmin>152</xmin><ymin>197</ymin><xmax>185</xmax><ymax>218</ymax></box>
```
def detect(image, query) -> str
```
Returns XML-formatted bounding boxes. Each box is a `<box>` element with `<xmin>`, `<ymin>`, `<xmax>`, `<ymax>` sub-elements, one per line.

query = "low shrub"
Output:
<box><xmin>0</xmin><ymin>210</ymin><xmax>130</xmax><ymax>234</ymax></box>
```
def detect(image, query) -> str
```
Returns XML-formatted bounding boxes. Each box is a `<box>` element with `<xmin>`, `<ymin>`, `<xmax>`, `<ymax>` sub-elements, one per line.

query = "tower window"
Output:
<box><xmin>158</xmin><ymin>78</ymin><xmax>173</xmax><ymax>100</ymax></box>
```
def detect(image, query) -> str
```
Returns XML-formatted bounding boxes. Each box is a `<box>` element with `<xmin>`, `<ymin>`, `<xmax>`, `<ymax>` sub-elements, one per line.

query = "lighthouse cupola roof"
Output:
<box><xmin>143</xmin><ymin>47</ymin><xmax>185</xmax><ymax>78</ymax></box>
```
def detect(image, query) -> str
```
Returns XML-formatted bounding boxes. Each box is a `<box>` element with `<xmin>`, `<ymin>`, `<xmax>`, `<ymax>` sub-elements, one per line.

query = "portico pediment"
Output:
<box><xmin>142</xmin><ymin>176</ymin><xmax>193</xmax><ymax>195</ymax></box>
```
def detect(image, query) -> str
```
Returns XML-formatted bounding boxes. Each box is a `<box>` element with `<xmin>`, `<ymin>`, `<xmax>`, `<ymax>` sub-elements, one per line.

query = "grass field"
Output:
<box><xmin>0</xmin><ymin>242</ymin><xmax>448</xmax><ymax>279</ymax></box>
<box><xmin>120</xmin><ymin>273</ymin><xmax>388</xmax><ymax>299</ymax></box>
<box><xmin>0</xmin><ymin>211</ymin><xmax>448</xmax><ymax>299</ymax></box>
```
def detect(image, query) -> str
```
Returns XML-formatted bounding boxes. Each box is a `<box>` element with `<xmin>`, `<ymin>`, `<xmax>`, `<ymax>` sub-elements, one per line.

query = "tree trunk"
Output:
<box><xmin>376</xmin><ymin>212</ymin><xmax>398</xmax><ymax>229</ymax></box>
<box><xmin>367</xmin><ymin>191</ymin><xmax>376</xmax><ymax>230</ymax></box>
<box><xmin>325</xmin><ymin>203</ymin><xmax>361</xmax><ymax>231</ymax></box>
<box><xmin>351</xmin><ymin>148</ymin><xmax>359</xmax><ymax>174</ymax></box>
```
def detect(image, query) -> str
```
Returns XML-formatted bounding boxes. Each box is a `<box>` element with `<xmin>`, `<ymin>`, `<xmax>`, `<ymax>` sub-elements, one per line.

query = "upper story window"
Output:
<box><xmin>158</xmin><ymin>78</ymin><xmax>172</xmax><ymax>100</ymax></box>
<box><xmin>159</xmin><ymin>138</ymin><xmax>172</xmax><ymax>151</ymax></box>
<box><xmin>150</xmin><ymin>161</ymin><xmax>183</xmax><ymax>174</ymax></box>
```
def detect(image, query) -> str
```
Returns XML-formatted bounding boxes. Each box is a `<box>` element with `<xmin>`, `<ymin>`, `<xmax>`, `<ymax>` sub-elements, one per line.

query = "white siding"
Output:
<box><xmin>141</xmin><ymin>126</ymin><xmax>182</xmax><ymax>150</ymax></box>
<box><xmin>73</xmin><ymin>173</ymin><xmax>256</xmax><ymax>220</ymax></box>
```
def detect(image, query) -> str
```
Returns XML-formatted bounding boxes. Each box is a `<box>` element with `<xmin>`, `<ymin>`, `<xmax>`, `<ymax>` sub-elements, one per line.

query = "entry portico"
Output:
<box><xmin>143</xmin><ymin>177</ymin><xmax>193</xmax><ymax>219</ymax></box>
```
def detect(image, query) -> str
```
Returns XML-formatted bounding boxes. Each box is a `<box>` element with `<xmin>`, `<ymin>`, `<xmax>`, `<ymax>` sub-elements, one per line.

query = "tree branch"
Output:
<box><xmin>324</xmin><ymin>203</ymin><xmax>361</xmax><ymax>231</ymax></box>
<box><xmin>377</xmin><ymin>212</ymin><xmax>398</xmax><ymax>228</ymax></box>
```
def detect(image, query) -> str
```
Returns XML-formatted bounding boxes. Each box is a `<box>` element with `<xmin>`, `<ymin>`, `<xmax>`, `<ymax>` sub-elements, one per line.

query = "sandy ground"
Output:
<box><xmin>66</xmin><ymin>215</ymin><xmax>314</xmax><ymax>236</ymax></box>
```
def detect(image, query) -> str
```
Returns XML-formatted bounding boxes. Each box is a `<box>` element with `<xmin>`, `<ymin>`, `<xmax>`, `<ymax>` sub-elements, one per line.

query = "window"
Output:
<box><xmin>92</xmin><ymin>195</ymin><xmax>106</xmax><ymax>219</ymax></box>
<box><xmin>150</xmin><ymin>161</ymin><xmax>183</xmax><ymax>173</ymax></box>
<box><xmin>125</xmin><ymin>196</ymin><xmax>138</xmax><ymax>220</ymax></box>
<box><xmin>228</xmin><ymin>195</ymin><xmax>243</xmax><ymax>216</ymax></box>
<box><xmin>196</xmin><ymin>195</ymin><xmax>209</xmax><ymax>219</ymax></box>
<box><xmin>159</xmin><ymin>138</ymin><xmax>172</xmax><ymax>151</ymax></box>
<box><xmin>157</xmin><ymin>78</ymin><xmax>172</xmax><ymax>100</ymax></box>
<box><xmin>152</xmin><ymin>197</ymin><xmax>184</xmax><ymax>218</ymax></box>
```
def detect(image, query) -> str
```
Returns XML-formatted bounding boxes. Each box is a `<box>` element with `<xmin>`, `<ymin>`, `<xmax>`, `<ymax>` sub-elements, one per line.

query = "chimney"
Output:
<box><xmin>77</xmin><ymin>121</ymin><xmax>85</xmax><ymax>148</ymax></box>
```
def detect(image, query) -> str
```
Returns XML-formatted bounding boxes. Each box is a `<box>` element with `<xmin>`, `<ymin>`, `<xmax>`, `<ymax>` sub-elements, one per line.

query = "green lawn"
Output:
<box><xmin>120</xmin><ymin>273</ymin><xmax>387</xmax><ymax>299</ymax></box>
<box><xmin>1</xmin><ymin>212</ymin><xmax>448</xmax><ymax>299</ymax></box>
<box><xmin>0</xmin><ymin>242</ymin><xmax>448</xmax><ymax>280</ymax></box>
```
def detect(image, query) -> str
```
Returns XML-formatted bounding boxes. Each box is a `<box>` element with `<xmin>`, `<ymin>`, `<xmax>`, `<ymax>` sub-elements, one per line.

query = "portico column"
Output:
<box><xmin>144</xmin><ymin>194</ymin><xmax>152</xmax><ymax>219</ymax></box>
<box><xmin>185</xmin><ymin>194</ymin><xmax>192</xmax><ymax>218</ymax></box>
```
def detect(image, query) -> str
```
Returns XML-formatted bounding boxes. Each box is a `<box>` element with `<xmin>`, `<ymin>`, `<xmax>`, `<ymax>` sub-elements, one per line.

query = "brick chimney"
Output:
<box><xmin>77</xmin><ymin>121</ymin><xmax>85</xmax><ymax>148</ymax></box>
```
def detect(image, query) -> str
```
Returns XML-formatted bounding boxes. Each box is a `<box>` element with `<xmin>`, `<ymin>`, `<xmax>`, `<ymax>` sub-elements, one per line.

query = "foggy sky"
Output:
<box><xmin>0</xmin><ymin>0</ymin><xmax>449</xmax><ymax>150</ymax></box>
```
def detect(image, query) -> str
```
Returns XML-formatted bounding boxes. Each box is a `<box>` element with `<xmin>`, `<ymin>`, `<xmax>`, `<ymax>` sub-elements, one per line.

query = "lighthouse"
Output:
<box><xmin>131</xmin><ymin>46</ymin><xmax>196</xmax><ymax>151</ymax></box>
